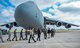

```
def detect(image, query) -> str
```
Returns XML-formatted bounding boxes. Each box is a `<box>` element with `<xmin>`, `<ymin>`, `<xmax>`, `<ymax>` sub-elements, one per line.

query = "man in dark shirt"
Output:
<box><xmin>0</xmin><ymin>29</ymin><xmax>4</xmax><ymax>43</ymax></box>
<box><xmin>51</xmin><ymin>29</ymin><xmax>55</xmax><ymax>37</ymax></box>
<box><xmin>12</xmin><ymin>29</ymin><xmax>17</xmax><ymax>41</ymax></box>
<box><xmin>43</xmin><ymin>28</ymin><xmax>47</xmax><ymax>39</ymax></box>
<box><xmin>24</xmin><ymin>30</ymin><xmax>28</xmax><ymax>40</ymax></box>
<box><xmin>37</xmin><ymin>29</ymin><xmax>41</xmax><ymax>41</ymax></box>
<box><xmin>19</xmin><ymin>29</ymin><xmax>24</xmax><ymax>40</ymax></box>
<box><xmin>48</xmin><ymin>28</ymin><xmax>51</xmax><ymax>38</ymax></box>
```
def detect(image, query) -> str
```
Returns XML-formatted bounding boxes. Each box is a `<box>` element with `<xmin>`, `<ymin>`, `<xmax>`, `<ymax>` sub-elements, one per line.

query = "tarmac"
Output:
<box><xmin>0</xmin><ymin>31</ymin><xmax>80</xmax><ymax>48</ymax></box>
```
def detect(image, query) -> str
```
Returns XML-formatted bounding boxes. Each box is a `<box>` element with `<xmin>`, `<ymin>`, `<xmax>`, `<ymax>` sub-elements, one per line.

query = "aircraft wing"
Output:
<box><xmin>0</xmin><ymin>22</ymin><xmax>18</xmax><ymax>28</ymax></box>
<box><xmin>44</xmin><ymin>17</ymin><xmax>80</xmax><ymax>28</ymax></box>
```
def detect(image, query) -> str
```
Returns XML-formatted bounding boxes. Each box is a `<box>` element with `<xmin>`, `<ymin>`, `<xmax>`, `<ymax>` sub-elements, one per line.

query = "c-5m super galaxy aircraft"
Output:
<box><xmin>0</xmin><ymin>1</ymin><xmax>80</xmax><ymax>30</ymax></box>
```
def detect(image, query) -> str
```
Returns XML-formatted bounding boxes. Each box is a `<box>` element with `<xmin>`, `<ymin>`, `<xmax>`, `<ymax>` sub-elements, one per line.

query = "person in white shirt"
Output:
<box><xmin>28</xmin><ymin>28</ymin><xmax>36</xmax><ymax>43</ymax></box>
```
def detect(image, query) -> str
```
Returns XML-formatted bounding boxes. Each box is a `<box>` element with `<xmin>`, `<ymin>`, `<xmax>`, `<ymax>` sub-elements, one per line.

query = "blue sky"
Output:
<box><xmin>0</xmin><ymin>0</ymin><xmax>80</xmax><ymax>29</ymax></box>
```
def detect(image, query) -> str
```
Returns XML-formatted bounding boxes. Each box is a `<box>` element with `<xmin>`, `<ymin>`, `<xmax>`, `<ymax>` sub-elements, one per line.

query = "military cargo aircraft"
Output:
<box><xmin>0</xmin><ymin>1</ymin><xmax>79</xmax><ymax>30</ymax></box>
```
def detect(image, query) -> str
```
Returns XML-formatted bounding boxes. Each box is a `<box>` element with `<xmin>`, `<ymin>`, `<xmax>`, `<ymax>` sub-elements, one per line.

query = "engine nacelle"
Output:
<box><xmin>6</xmin><ymin>23</ymin><xmax>13</xmax><ymax>29</ymax></box>
<box><xmin>65</xmin><ymin>24</ymin><xmax>71</xmax><ymax>28</ymax></box>
<box><xmin>56</xmin><ymin>22</ymin><xmax>62</xmax><ymax>27</ymax></box>
<box><xmin>6</xmin><ymin>24</ymin><xmax>9</xmax><ymax>28</ymax></box>
<box><xmin>13</xmin><ymin>22</ymin><xmax>19</xmax><ymax>27</ymax></box>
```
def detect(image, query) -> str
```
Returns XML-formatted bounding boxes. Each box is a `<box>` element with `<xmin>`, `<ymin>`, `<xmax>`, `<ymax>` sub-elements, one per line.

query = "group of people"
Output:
<box><xmin>43</xmin><ymin>28</ymin><xmax>55</xmax><ymax>39</ymax></box>
<box><xmin>0</xmin><ymin>28</ymin><xmax>55</xmax><ymax>43</ymax></box>
<box><xmin>8</xmin><ymin>29</ymin><xmax>29</xmax><ymax>41</ymax></box>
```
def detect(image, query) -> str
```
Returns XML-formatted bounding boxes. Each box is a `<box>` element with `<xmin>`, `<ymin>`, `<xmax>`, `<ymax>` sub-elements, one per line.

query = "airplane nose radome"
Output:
<box><xmin>14</xmin><ymin>1</ymin><xmax>44</xmax><ymax>28</ymax></box>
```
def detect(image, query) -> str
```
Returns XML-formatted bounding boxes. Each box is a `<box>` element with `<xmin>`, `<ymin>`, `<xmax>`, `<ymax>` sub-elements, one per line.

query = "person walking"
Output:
<box><xmin>12</xmin><ymin>29</ymin><xmax>17</xmax><ymax>41</ymax></box>
<box><xmin>7</xmin><ymin>29</ymin><xmax>11</xmax><ymax>41</ymax></box>
<box><xmin>0</xmin><ymin>29</ymin><xmax>4</xmax><ymax>43</ymax></box>
<box><xmin>51</xmin><ymin>29</ymin><xmax>55</xmax><ymax>37</ymax></box>
<box><xmin>47</xmin><ymin>28</ymin><xmax>51</xmax><ymax>39</ymax></box>
<box><xmin>28</xmin><ymin>28</ymin><xmax>36</xmax><ymax>43</ymax></box>
<box><xmin>37</xmin><ymin>29</ymin><xmax>41</xmax><ymax>41</ymax></box>
<box><xmin>19</xmin><ymin>29</ymin><xmax>24</xmax><ymax>40</ymax></box>
<box><xmin>43</xmin><ymin>28</ymin><xmax>47</xmax><ymax>39</ymax></box>
<box><xmin>24</xmin><ymin>30</ymin><xmax>28</xmax><ymax>40</ymax></box>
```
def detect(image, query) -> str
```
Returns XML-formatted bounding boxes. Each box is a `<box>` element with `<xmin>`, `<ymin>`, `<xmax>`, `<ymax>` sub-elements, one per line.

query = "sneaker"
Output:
<box><xmin>2</xmin><ymin>41</ymin><xmax>4</xmax><ymax>43</ymax></box>
<box><xmin>34</xmin><ymin>41</ymin><xmax>36</xmax><ymax>43</ymax></box>
<box><xmin>28</xmin><ymin>42</ymin><xmax>30</xmax><ymax>43</ymax></box>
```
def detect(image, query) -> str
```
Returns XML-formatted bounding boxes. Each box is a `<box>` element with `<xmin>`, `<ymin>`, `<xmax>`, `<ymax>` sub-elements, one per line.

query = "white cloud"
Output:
<box><xmin>55</xmin><ymin>0</ymin><xmax>70</xmax><ymax>3</ymax></box>
<box><xmin>6</xmin><ymin>17</ymin><xmax>15</xmax><ymax>23</ymax></box>
<box><xmin>58</xmin><ymin>1</ymin><xmax>80</xmax><ymax>14</ymax></box>
<box><xmin>1</xmin><ymin>8</ymin><xmax>14</xmax><ymax>17</ymax></box>
<box><xmin>2</xmin><ymin>9</ymin><xmax>11</xmax><ymax>17</ymax></box>
<box><xmin>60</xmin><ymin>1</ymin><xmax>80</xmax><ymax>8</ymax></box>
<box><xmin>42</xmin><ymin>12</ymin><xmax>52</xmax><ymax>18</ymax></box>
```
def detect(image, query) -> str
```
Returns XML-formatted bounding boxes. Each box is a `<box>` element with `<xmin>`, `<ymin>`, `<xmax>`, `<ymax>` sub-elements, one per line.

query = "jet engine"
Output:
<box><xmin>56</xmin><ymin>22</ymin><xmax>62</xmax><ymax>27</ymax></box>
<box><xmin>65</xmin><ymin>24</ymin><xmax>71</xmax><ymax>28</ymax></box>
<box><xmin>13</xmin><ymin>22</ymin><xmax>19</xmax><ymax>27</ymax></box>
<box><xmin>6</xmin><ymin>23</ymin><xmax>13</xmax><ymax>29</ymax></box>
<box><xmin>6</xmin><ymin>24</ymin><xmax>10</xmax><ymax>28</ymax></box>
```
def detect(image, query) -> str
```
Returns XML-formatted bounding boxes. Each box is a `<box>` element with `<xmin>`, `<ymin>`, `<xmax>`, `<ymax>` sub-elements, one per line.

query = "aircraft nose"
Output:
<box><xmin>14</xmin><ymin>1</ymin><xmax>44</xmax><ymax>28</ymax></box>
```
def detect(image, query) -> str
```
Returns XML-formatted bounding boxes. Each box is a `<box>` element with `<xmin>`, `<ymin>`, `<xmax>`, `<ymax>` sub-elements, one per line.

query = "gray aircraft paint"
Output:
<box><xmin>14</xmin><ymin>1</ymin><xmax>44</xmax><ymax>29</ymax></box>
